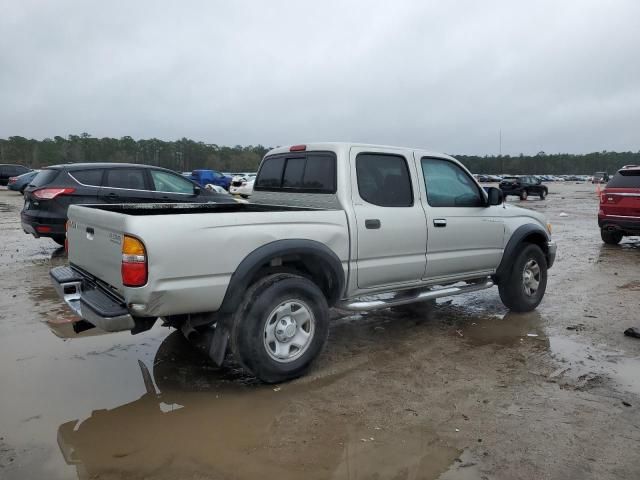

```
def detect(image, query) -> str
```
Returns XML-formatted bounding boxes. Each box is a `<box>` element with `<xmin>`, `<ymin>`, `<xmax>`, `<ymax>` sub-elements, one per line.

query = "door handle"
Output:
<box><xmin>433</xmin><ymin>218</ymin><xmax>447</xmax><ymax>228</ymax></box>
<box><xmin>365</xmin><ymin>219</ymin><xmax>381</xmax><ymax>229</ymax></box>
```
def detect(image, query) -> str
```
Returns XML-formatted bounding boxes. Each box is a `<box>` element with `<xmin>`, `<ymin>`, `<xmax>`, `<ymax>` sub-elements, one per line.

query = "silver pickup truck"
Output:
<box><xmin>51</xmin><ymin>143</ymin><xmax>556</xmax><ymax>383</ymax></box>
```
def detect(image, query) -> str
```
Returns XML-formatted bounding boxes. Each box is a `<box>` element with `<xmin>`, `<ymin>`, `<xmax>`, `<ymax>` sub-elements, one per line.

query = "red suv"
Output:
<box><xmin>598</xmin><ymin>165</ymin><xmax>640</xmax><ymax>244</ymax></box>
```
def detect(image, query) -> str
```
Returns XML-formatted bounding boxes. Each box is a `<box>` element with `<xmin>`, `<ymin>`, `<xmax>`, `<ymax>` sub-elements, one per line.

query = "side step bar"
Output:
<box><xmin>337</xmin><ymin>278</ymin><xmax>494</xmax><ymax>312</ymax></box>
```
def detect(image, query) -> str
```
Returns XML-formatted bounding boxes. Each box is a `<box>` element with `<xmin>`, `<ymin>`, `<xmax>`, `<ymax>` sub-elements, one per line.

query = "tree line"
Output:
<box><xmin>457</xmin><ymin>151</ymin><xmax>640</xmax><ymax>175</ymax></box>
<box><xmin>0</xmin><ymin>134</ymin><xmax>269</xmax><ymax>173</ymax></box>
<box><xmin>1</xmin><ymin>135</ymin><xmax>638</xmax><ymax>174</ymax></box>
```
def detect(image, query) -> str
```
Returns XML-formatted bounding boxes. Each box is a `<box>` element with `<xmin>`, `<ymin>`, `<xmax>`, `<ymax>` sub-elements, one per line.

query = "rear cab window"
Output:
<box><xmin>255</xmin><ymin>152</ymin><xmax>337</xmax><ymax>193</ymax></box>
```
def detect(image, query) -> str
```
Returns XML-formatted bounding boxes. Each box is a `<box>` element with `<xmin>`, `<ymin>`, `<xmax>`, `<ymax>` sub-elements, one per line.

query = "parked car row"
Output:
<box><xmin>179</xmin><ymin>169</ymin><xmax>257</xmax><ymax>198</ymax></box>
<box><xmin>475</xmin><ymin>173</ymin><xmax>594</xmax><ymax>183</ymax></box>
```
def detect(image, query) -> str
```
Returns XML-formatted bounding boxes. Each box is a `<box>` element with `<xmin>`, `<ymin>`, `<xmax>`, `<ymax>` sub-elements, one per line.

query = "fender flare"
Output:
<box><xmin>495</xmin><ymin>224</ymin><xmax>550</xmax><ymax>281</ymax></box>
<box><xmin>217</xmin><ymin>239</ymin><xmax>346</xmax><ymax>314</ymax></box>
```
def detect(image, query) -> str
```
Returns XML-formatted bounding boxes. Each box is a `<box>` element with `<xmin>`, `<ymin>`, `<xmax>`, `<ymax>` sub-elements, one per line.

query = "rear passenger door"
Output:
<box><xmin>98</xmin><ymin>168</ymin><xmax>154</xmax><ymax>203</ymax></box>
<box><xmin>350</xmin><ymin>147</ymin><xmax>427</xmax><ymax>289</ymax></box>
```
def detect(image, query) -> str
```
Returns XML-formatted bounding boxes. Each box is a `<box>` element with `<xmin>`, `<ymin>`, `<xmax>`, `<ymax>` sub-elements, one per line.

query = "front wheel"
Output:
<box><xmin>520</xmin><ymin>190</ymin><xmax>528</xmax><ymax>201</ymax></box>
<box><xmin>601</xmin><ymin>229</ymin><xmax>622</xmax><ymax>245</ymax></box>
<box><xmin>539</xmin><ymin>190</ymin><xmax>547</xmax><ymax>200</ymax></box>
<box><xmin>498</xmin><ymin>244</ymin><xmax>548</xmax><ymax>312</ymax></box>
<box><xmin>230</xmin><ymin>273</ymin><xmax>329</xmax><ymax>383</ymax></box>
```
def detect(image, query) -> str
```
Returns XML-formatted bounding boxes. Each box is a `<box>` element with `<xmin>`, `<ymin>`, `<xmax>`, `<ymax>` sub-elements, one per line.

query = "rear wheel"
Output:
<box><xmin>601</xmin><ymin>229</ymin><xmax>622</xmax><ymax>245</ymax></box>
<box><xmin>520</xmin><ymin>190</ymin><xmax>528</xmax><ymax>201</ymax></box>
<box><xmin>230</xmin><ymin>273</ymin><xmax>329</xmax><ymax>383</ymax></box>
<box><xmin>52</xmin><ymin>235</ymin><xmax>66</xmax><ymax>246</ymax></box>
<box><xmin>498</xmin><ymin>244</ymin><xmax>547</xmax><ymax>312</ymax></box>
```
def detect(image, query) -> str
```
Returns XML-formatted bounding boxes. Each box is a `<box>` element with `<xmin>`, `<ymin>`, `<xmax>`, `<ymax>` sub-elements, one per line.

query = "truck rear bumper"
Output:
<box><xmin>50</xmin><ymin>266</ymin><xmax>135</xmax><ymax>332</ymax></box>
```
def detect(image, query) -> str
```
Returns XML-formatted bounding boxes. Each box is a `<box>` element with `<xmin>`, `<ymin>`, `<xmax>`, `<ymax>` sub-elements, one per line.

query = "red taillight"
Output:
<box><xmin>289</xmin><ymin>144</ymin><xmax>306</xmax><ymax>152</ymax></box>
<box><xmin>35</xmin><ymin>225</ymin><xmax>52</xmax><ymax>233</ymax></box>
<box><xmin>121</xmin><ymin>235</ymin><xmax>147</xmax><ymax>287</ymax></box>
<box><xmin>33</xmin><ymin>188</ymin><xmax>76</xmax><ymax>200</ymax></box>
<box><xmin>122</xmin><ymin>263</ymin><xmax>147</xmax><ymax>287</ymax></box>
<box><xmin>8</xmin><ymin>177</ymin><xmax>17</xmax><ymax>184</ymax></box>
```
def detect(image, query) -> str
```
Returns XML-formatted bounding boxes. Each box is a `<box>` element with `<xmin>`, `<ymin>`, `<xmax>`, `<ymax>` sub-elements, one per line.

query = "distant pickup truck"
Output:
<box><xmin>50</xmin><ymin>143</ymin><xmax>556</xmax><ymax>383</ymax></box>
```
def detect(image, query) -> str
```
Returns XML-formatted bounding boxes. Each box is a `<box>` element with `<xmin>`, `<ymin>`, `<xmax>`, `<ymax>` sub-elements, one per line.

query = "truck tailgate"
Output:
<box><xmin>67</xmin><ymin>204</ymin><xmax>127</xmax><ymax>294</ymax></box>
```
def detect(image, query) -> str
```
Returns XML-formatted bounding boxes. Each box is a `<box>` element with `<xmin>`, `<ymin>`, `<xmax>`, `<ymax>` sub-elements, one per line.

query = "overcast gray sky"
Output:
<box><xmin>1</xmin><ymin>0</ymin><xmax>639</xmax><ymax>155</ymax></box>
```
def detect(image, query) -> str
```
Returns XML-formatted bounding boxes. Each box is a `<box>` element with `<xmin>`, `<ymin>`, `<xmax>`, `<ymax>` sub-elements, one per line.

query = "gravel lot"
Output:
<box><xmin>0</xmin><ymin>183</ymin><xmax>639</xmax><ymax>480</ymax></box>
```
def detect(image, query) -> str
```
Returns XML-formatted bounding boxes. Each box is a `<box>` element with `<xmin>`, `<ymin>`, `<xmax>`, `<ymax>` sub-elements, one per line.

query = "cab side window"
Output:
<box><xmin>356</xmin><ymin>153</ymin><xmax>413</xmax><ymax>207</ymax></box>
<box><xmin>421</xmin><ymin>158</ymin><xmax>483</xmax><ymax>207</ymax></box>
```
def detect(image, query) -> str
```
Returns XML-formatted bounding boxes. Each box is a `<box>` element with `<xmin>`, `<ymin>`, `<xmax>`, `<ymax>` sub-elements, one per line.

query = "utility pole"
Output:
<box><xmin>499</xmin><ymin>128</ymin><xmax>502</xmax><ymax>156</ymax></box>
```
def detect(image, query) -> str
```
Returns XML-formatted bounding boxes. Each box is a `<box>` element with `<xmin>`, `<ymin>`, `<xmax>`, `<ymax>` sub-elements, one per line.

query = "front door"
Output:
<box><xmin>350</xmin><ymin>147</ymin><xmax>427</xmax><ymax>289</ymax></box>
<box><xmin>417</xmin><ymin>156</ymin><xmax>504</xmax><ymax>279</ymax></box>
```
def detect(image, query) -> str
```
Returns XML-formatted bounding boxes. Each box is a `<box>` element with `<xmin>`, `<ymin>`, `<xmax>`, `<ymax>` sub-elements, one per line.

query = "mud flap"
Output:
<box><xmin>208</xmin><ymin>325</ymin><xmax>229</xmax><ymax>366</ymax></box>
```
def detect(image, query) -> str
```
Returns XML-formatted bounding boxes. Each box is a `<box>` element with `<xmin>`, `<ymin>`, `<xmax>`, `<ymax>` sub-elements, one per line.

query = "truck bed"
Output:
<box><xmin>66</xmin><ymin>202</ymin><xmax>349</xmax><ymax>316</ymax></box>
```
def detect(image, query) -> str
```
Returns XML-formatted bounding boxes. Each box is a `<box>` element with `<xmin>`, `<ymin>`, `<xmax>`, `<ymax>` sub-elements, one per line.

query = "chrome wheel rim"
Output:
<box><xmin>263</xmin><ymin>300</ymin><xmax>315</xmax><ymax>363</ymax></box>
<box><xmin>522</xmin><ymin>259</ymin><xmax>540</xmax><ymax>296</ymax></box>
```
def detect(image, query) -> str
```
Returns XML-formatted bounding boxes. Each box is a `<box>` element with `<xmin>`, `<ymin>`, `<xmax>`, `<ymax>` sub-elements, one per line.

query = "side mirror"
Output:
<box><xmin>194</xmin><ymin>186</ymin><xmax>201</xmax><ymax>195</ymax></box>
<box><xmin>486</xmin><ymin>187</ymin><xmax>503</xmax><ymax>206</ymax></box>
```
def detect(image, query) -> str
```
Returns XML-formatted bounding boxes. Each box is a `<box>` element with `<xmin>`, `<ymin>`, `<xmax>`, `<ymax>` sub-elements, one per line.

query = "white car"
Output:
<box><xmin>229</xmin><ymin>174</ymin><xmax>256</xmax><ymax>198</ymax></box>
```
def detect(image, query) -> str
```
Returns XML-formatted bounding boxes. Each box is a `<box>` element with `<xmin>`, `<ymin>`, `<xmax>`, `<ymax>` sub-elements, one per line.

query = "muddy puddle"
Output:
<box><xmin>53</xmin><ymin>332</ymin><xmax>462</xmax><ymax>480</ymax></box>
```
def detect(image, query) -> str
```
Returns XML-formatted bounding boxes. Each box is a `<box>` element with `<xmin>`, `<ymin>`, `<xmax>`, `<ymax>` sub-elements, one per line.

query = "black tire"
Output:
<box><xmin>539</xmin><ymin>189</ymin><xmax>547</xmax><ymax>200</ymax></box>
<box><xmin>520</xmin><ymin>190</ymin><xmax>528</xmax><ymax>201</ymax></box>
<box><xmin>230</xmin><ymin>273</ymin><xmax>329</xmax><ymax>383</ymax></box>
<box><xmin>240</xmin><ymin>194</ymin><xmax>249</xmax><ymax>199</ymax></box>
<box><xmin>498</xmin><ymin>244</ymin><xmax>548</xmax><ymax>312</ymax></box>
<box><xmin>601</xmin><ymin>229</ymin><xmax>622</xmax><ymax>245</ymax></box>
<box><xmin>52</xmin><ymin>235</ymin><xmax>66</xmax><ymax>246</ymax></box>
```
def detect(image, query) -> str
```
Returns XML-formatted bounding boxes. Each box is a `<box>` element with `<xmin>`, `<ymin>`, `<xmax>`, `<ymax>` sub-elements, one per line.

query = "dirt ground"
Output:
<box><xmin>0</xmin><ymin>183</ymin><xmax>639</xmax><ymax>480</ymax></box>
